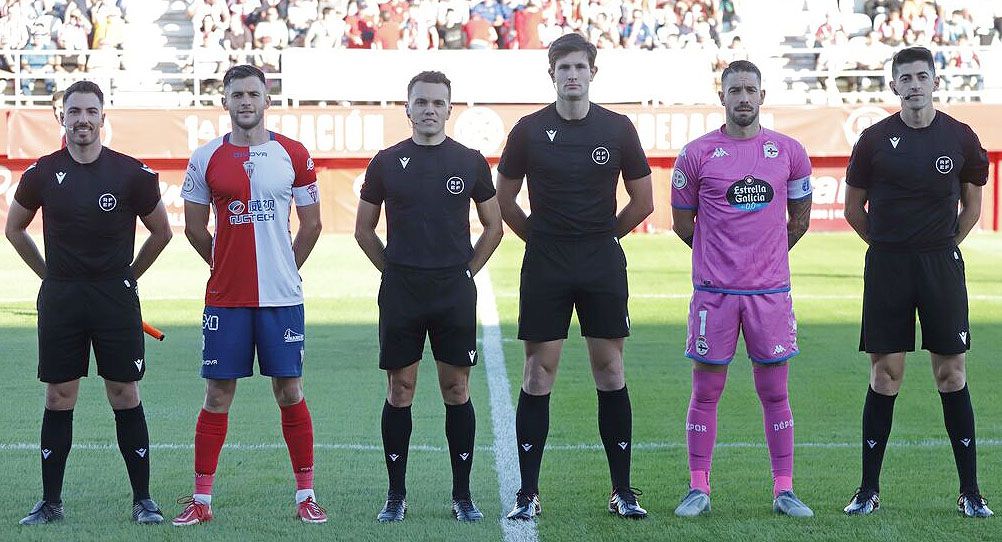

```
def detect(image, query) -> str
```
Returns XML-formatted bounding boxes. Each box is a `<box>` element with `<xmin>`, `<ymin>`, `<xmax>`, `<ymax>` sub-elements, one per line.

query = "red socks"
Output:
<box><xmin>281</xmin><ymin>399</ymin><xmax>315</xmax><ymax>490</ymax></box>
<box><xmin>194</xmin><ymin>409</ymin><xmax>228</xmax><ymax>496</ymax></box>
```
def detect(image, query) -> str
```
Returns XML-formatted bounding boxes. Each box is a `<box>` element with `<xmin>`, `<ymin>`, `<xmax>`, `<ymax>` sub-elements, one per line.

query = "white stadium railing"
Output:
<box><xmin>2</xmin><ymin>45</ymin><xmax>1000</xmax><ymax>107</ymax></box>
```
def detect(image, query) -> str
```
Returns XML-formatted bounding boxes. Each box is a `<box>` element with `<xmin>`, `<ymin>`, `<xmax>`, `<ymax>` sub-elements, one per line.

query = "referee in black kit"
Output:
<box><xmin>842</xmin><ymin>47</ymin><xmax>992</xmax><ymax>518</ymax></box>
<box><xmin>496</xmin><ymin>33</ymin><xmax>654</xmax><ymax>520</ymax></box>
<box><xmin>355</xmin><ymin>71</ymin><xmax>503</xmax><ymax>523</ymax></box>
<box><xmin>5</xmin><ymin>81</ymin><xmax>173</xmax><ymax>525</ymax></box>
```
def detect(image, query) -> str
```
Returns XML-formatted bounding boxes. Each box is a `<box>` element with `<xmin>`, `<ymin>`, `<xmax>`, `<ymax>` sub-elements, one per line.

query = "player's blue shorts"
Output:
<box><xmin>200</xmin><ymin>305</ymin><xmax>305</xmax><ymax>379</ymax></box>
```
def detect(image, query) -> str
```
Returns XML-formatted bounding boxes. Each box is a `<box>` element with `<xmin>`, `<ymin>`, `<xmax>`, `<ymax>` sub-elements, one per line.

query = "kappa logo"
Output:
<box><xmin>617</xmin><ymin>442</ymin><xmax>629</xmax><ymax>450</ymax></box>
<box><xmin>773</xmin><ymin>344</ymin><xmax>786</xmax><ymax>355</ymax></box>
<box><xmin>866</xmin><ymin>440</ymin><xmax>877</xmax><ymax>449</ymax></box>
<box><xmin>521</xmin><ymin>443</ymin><xmax>532</xmax><ymax>452</ymax></box>
<box><xmin>546</xmin><ymin>129</ymin><xmax>557</xmax><ymax>142</ymax></box>
<box><xmin>134</xmin><ymin>358</ymin><xmax>144</xmax><ymax>371</ymax></box>
<box><xmin>55</xmin><ymin>171</ymin><xmax>66</xmax><ymax>184</ymax></box>
<box><xmin>468</xmin><ymin>350</ymin><xmax>476</xmax><ymax>362</ymax></box>
<box><xmin>889</xmin><ymin>136</ymin><xmax>901</xmax><ymax>149</ymax></box>
<box><xmin>763</xmin><ymin>141</ymin><xmax>779</xmax><ymax>158</ymax></box>
<box><xmin>959</xmin><ymin>331</ymin><xmax>968</xmax><ymax>343</ymax></box>
<box><xmin>284</xmin><ymin>329</ymin><xmax>305</xmax><ymax>343</ymax></box>
<box><xmin>592</xmin><ymin>146</ymin><xmax>610</xmax><ymax>164</ymax></box>
<box><xmin>935</xmin><ymin>155</ymin><xmax>954</xmax><ymax>174</ymax></box>
<box><xmin>388</xmin><ymin>454</ymin><xmax>400</xmax><ymax>462</ymax></box>
<box><xmin>399</xmin><ymin>156</ymin><xmax>410</xmax><ymax>169</ymax></box>
<box><xmin>41</xmin><ymin>448</ymin><xmax>52</xmax><ymax>459</ymax></box>
<box><xmin>98</xmin><ymin>193</ymin><xmax>117</xmax><ymax>211</ymax></box>
<box><xmin>961</xmin><ymin>438</ymin><xmax>972</xmax><ymax>447</ymax></box>
<box><xmin>446</xmin><ymin>176</ymin><xmax>465</xmax><ymax>195</ymax></box>
<box><xmin>136</xmin><ymin>448</ymin><xmax>147</xmax><ymax>458</ymax></box>
<box><xmin>459</xmin><ymin>453</ymin><xmax>470</xmax><ymax>461</ymax></box>
<box><xmin>711</xmin><ymin>147</ymin><xmax>729</xmax><ymax>158</ymax></box>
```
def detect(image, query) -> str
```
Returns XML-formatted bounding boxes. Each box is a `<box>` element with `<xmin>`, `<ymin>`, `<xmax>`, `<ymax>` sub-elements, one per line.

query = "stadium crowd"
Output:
<box><xmin>0</xmin><ymin>0</ymin><xmax>1000</xmax><ymax>96</ymax></box>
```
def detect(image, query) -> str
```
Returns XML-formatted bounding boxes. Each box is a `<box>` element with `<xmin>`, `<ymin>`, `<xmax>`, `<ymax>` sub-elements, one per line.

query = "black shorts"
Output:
<box><xmin>37</xmin><ymin>277</ymin><xmax>146</xmax><ymax>383</ymax></box>
<box><xmin>378</xmin><ymin>264</ymin><xmax>478</xmax><ymax>370</ymax></box>
<box><xmin>860</xmin><ymin>246</ymin><xmax>970</xmax><ymax>355</ymax></box>
<box><xmin>518</xmin><ymin>234</ymin><xmax>629</xmax><ymax>342</ymax></box>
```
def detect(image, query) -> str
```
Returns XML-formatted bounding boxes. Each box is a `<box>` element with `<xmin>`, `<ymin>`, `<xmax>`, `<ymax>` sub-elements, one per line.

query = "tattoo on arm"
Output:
<box><xmin>787</xmin><ymin>195</ymin><xmax>812</xmax><ymax>250</ymax></box>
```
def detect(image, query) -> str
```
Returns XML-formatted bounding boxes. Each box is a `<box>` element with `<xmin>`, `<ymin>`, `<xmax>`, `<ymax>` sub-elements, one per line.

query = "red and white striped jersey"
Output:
<box><xmin>182</xmin><ymin>131</ymin><xmax>319</xmax><ymax>307</ymax></box>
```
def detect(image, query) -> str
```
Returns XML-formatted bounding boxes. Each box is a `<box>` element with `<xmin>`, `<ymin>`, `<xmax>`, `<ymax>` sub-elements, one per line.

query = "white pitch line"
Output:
<box><xmin>475</xmin><ymin>269</ymin><xmax>538</xmax><ymax>542</ymax></box>
<box><xmin>3</xmin><ymin>439</ymin><xmax>1001</xmax><ymax>453</ymax></box>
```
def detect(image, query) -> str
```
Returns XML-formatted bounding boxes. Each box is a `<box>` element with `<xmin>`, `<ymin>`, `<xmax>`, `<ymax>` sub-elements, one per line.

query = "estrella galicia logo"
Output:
<box><xmin>446</xmin><ymin>176</ymin><xmax>465</xmax><ymax>195</ymax></box>
<box><xmin>98</xmin><ymin>193</ymin><xmax>117</xmax><ymax>211</ymax></box>
<box><xmin>935</xmin><ymin>155</ymin><xmax>954</xmax><ymax>174</ymax></box>
<box><xmin>228</xmin><ymin>200</ymin><xmax>245</xmax><ymax>215</ymax></box>
<box><xmin>726</xmin><ymin>175</ymin><xmax>774</xmax><ymax>211</ymax></box>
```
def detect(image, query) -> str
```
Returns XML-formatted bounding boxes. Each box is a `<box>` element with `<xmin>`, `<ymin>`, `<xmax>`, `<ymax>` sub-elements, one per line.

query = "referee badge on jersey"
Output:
<box><xmin>446</xmin><ymin>176</ymin><xmax>465</xmax><ymax>195</ymax></box>
<box><xmin>592</xmin><ymin>146</ymin><xmax>610</xmax><ymax>164</ymax></box>
<box><xmin>98</xmin><ymin>193</ymin><xmax>117</xmax><ymax>211</ymax></box>
<box><xmin>763</xmin><ymin>141</ymin><xmax>779</xmax><ymax>158</ymax></box>
<box><xmin>935</xmin><ymin>155</ymin><xmax>954</xmax><ymax>174</ymax></box>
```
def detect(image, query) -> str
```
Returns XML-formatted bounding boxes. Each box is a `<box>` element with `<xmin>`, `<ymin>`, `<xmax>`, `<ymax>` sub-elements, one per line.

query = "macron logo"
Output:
<box><xmin>136</xmin><ymin>448</ymin><xmax>147</xmax><ymax>458</ymax></box>
<box><xmin>399</xmin><ymin>157</ymin><xmax>410</xmax><ymax>169</ymax></box>
<box><xmin>961</xmin><ymin>438</ymin><xmax>972</xmax><ymax>447</ymax></box>
<box><xmin>56</xmin><ymin>171</ymin><xmax>66</xmax><ymax>184</ymax></box>
<box><xmin>521</xmin><ymin>443</ymin><xmax>532</xmax><ymax>452</ymax></box>
<box><xmin>459</xmin><ymin>453</ymin><xmax>470</xmax><ymax>461</ymax></box>
<box><xmin>284</xmin><ymin>329</ymin><xmax>305</xmax><ymax>343</ymax></box>
<box><xmin>388</xmin><ymin>454</ymin><xmax>400</xmax><ymax>462</ymax></box>
<box><xmin>468</xmin><ymin>350</ymin><xmax>476</xmax><ymax>362</ymax></box>
<box><xmin>546</xmin><ymin>129</ymin><xmax>557</xmax><ymax>142</ymax></box>
<box><xmin>618</xmin><ymin>442</ymin><xmax>629</xmax><ymax>450</ymax></box>
<box><xmin>134</xmin><ymin>359</ymin><xmax>144</xmax><ymax>371</ymax></box>
<box><xmin>889</xmin><ymin>136</ymin><xmax>900</xmax><ymax>149</ymax></box>
<box><xmin>866</xmin><ymin>440</ymin><xmax>877</xmax><ymax>449</ymax></box>
<box><xmin>41</xmin><ymin>448</ymin><xmax>52</xmax><ymax>459</ymax></box>
<box><xmin>959</xmin><ymin>331</ymin><xmax>968</xmax><ymax>343</ymax></box>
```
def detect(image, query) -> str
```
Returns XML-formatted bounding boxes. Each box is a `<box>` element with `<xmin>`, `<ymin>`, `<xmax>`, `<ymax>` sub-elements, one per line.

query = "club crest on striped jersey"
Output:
<box><xmin>242</xmin><ymin>160</ymin><xmax>255</xmax><ymax>179</ymax></box>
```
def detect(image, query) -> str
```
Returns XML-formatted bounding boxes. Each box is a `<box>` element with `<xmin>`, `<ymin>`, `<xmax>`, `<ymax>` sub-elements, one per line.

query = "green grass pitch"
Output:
<box><xmin>0</xmin><ymin>232</ymin><xmax>998</xmax><ymax>541</ymax></box>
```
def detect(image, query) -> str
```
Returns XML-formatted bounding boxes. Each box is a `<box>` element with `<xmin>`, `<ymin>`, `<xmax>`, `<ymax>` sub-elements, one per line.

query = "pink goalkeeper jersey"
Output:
<box><xmin>671</xmin><ymin>127</ymin><xmax>812</xmax><ymax>294</ymax></box>
<box><xmin>182</xmin><ymin>131</ymin><xmax>320</xmax><ymax>307</ymax></box>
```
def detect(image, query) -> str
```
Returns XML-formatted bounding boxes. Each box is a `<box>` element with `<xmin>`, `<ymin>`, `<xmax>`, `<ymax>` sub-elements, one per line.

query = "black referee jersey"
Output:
<box><xmin>498</xmin><ymin>102</ymin><xmax>651</xmax><ymax>238</ymax></box>
<box><xmin>360</xmin><ymin>137</ymin><xmax>496</xmax><ymax>269</ymax></box>
<box><xmin>846</xmin><ymin>111</ymin><xmax>988</xmax><ymax>252</ymax></box>
<box><xmin>13</xmin><ymin>147</ymin><xmax>161</xmax><ymax>280</ymax></box>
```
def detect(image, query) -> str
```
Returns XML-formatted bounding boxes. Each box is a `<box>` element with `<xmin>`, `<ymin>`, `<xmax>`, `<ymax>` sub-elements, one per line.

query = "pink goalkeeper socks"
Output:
<box><xmin>753</xmin><ymin>363</ymin><xmax>795</xmax><ymax>497</ymax></box>
<box><xmin>686</xmin><ymin>369</ymin><xmax>727</xmax><ymax>493</ymax></box>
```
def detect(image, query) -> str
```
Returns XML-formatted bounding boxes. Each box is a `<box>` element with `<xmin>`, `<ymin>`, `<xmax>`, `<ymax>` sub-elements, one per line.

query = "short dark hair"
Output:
<box><xmin>63</xmin><ymin>80</ymin><xmax>104</xmax><ymax>107</ymax></box>
<box><xmin>547</xmin><ymin>32</ymin><xmax>597</xmax><ymax>71</ymax></box>
<box><xmin>407</xmin><ymin>70</ymin><xmax>451</xmax><ymax>100</ymax></box>
<box><xmin>223</xmin><ymin>64</ymin><xmax>267</xmax><ymax>89</ymax></box>
<box><xmin>721</xmin><ymin>60</ymin><xmax>761</xmax><ymax>87</ymax></box>
<box><xmin>51</xmin><ymin>90</ymin><xmax>65</xmax><ymax>105</ymax></box>
<box><xmin>891</xmin><ymin>46</ymin><xmax>935</xmax><ymax>77</ymax></box>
